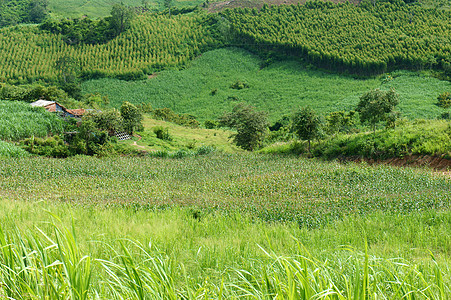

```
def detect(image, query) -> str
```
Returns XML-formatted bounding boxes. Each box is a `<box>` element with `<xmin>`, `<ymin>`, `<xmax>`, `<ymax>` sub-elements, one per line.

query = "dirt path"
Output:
<box><xmin>131</xmin><ymin>134</ymin><xmax>145</xmax><ymax>149</ymax></box>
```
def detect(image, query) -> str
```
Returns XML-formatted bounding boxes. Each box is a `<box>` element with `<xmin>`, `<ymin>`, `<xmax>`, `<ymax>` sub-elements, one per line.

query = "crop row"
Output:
<box><xmin>224</xmin><ymin>1</ymin><xmax>451</xmax><ymax>74</ymax></box>
<box><xmin>0</xmin><ymin>13</ymin><xmax>217</xmax><ymax>83</ymax></box>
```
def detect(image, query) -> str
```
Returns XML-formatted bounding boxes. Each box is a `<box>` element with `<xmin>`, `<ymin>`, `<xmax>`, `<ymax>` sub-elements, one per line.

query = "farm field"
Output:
<box><xmin>0</xmin><ymin>101</ymin><xmax>64</xmax><ymax>141</ymax></box>
<box><xmin>82</xmin><ymin>48</ymin><xmax>451</xmax><ymax>122</ymax></box>
<box><xmin>0</xmin><ymin>154</ymin><xmax>450</xmax><ymax>297</ymax></box>
<box><xmin>48</xmin><ymin>0</ymin><xmax>205</xmax><ymax>18</ymax></box>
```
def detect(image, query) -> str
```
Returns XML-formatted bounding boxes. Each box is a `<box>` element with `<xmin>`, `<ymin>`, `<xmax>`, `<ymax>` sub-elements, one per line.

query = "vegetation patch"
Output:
<box><xmin>313</xmin><ymin>120</ymin><xmax>451</xmax><ymax>159</ymax></box>
<box><xmin>82</xmin><ymin>48</ymin><xmax>451</xmax><ymax>121</ymax></box>
<box><xmin>0</xmin><ymin>101</ymin><xmax>64</xmax><ymax>140</ymax></box>
<box><xmin>0</xmin><ymin>141</ymin><xmax>30</xmax><ymax>157</ymax></box>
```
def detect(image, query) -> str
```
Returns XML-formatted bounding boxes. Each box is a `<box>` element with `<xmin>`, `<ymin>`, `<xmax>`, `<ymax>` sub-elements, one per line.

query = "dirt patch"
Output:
<box><xmin>147</xmin><ymin>73</ymin><xmax>158</xmax><ymax>79</ymax></box>
<box><xmin>132</xmin><ymin>141</ymin><xmax>146</xmax><ymax>149</ymax></box>
<box><xmin>338</xmin><ymin>155</ymin><xmax>451</xmax><ymax>177</ymax></box>
<box><xmin>207</xmin><ymin>0</ymin><xmax>360</xmax><ymax>12</ymax></box>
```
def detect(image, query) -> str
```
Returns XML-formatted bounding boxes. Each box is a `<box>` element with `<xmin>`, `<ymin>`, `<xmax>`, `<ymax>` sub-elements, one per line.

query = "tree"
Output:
<box><xmin>120</xmin><ymin>101</ymin><xmax>143</xmax><ymax>134</ymax></box>
<box><xmin>219</xmin><ymin>103</ymin><xmax>268</xmax><ymax>151</ymax></box>
<box><xmin>27</xmin><ymin>0</ymin><xmax>48</xmax><ymax>23</ymax></box>
<box><xmin>84</xmin><ymin>109</ymin><xmax>123</xmax><ymax>136</ymax></box>
<box><xmin>356</xmin><ymin>88</ymin><xmax>399</xmax><ymax>132</ymax></box>
<box><xmin>164</xmin><ymin>0</ymin><xmax>173</xmax><ymax>16</ymax></box>
<box><xmin>291</xmin><ymin>106</ymin><xmax>321</xmax><ymax>152</ymax></box>
<box><xmin>437</xmin><ymin>92</ymin><xmax>451</xmax><ymax>109</ymax></box>
<box><xmin>55</xmin><ymin>56</ymin><xmax>82</xmax><ymax>100</ymax></box>
<box><xmin>110</xmin><ymin>2</ymin><xmax>135</xmax><ymax>36</ymax></box>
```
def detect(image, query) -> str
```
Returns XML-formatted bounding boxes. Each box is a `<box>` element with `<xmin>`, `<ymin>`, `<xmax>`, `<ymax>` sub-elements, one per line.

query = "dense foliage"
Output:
<box><xmin>0</xmin><ymin>0</ymin><xmax>48</xmax><ymax>27</ymax></box>
<box><xmin>0</xmin><ymin>13</ymin><xmax>218</xmax><ymax>83</ymax></box>
<box><xmin>219</xmin><ymin>103</ymin><xmax>269</xmax><ymax>151</ymax></box>
<box><xmin>223</xmin><ymin>0</ymin><xmax>451</xmax><ymax>75</ymax></box>
<box><xmin>0</xmin><ymin>101</ymin><xmax>64</xmax><ymax>140</ymax></box>
<box><xmin>314</xmin><ymin>119</ymin><xmax>451</xmax><ymax>159</ymax></box>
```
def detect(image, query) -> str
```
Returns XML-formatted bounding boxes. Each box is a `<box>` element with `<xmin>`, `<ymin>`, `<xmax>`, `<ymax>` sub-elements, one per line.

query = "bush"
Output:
<box><xmin>230</xmin><ymin>80</ymin><xmax>249</xmax><ymax>90</ymax></box>
<box><xmin>437</xmin><ymin>92</ymin><xmax>451</xmax><ymax>109</ymax></box>
<box><xmin>204</xmin><ymin>120</ymin><xmax>217</xmax><ymax>129</ymax></box>
<box><xmin>153</xmin><ymin>108</ymin><xmax>199</xmax><ymax>128</ymax></box>
<box><xmin>20</xmin><ymin>136</ymin><xmax>71</xmax><ymax>158</ymax></box>
<box><xmin>153</xmin><ymin>126</ymin><xmax>172</xmax><ymax>141</ymax></box>
<box><xmin>195</xmin><ymin>145</ymin><xmax>216</xmax><ymax>155</ymax></box>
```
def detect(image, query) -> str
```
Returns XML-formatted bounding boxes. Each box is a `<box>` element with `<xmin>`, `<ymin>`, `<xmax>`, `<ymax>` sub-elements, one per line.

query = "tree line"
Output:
<box><xmin>0</xmin><ymin>0</ymin><xmax>48</xmax><ymax>27</ymax></box>
<box><xmin>218</xmin><ymin>88</ymin><xmax>401</xmax><ymax>152</ymax></box>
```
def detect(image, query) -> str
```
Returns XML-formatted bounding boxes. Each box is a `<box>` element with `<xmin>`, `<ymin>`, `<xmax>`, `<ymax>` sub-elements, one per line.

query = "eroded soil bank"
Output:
<box><xmin>338</xmin><ymin>155</ymin><xmax>451</xmax><ymax>177</ymax></box>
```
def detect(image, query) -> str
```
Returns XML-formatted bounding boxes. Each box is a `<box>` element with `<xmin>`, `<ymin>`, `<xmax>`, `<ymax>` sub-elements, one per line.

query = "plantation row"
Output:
<box><xmin>0</xmin><ymin>13</ymin><xmax>217</xmax><ymax>83</ymax></box>
<box><xmin>224</xmin><ymin>1</ymin><xmax>451</xmax><ymax>75</ymax></box>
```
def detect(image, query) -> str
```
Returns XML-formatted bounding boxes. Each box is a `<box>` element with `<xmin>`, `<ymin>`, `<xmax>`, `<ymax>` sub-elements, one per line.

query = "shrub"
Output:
<box><xmin>204</xmin><ymin>120</ymin><xmax>217</xmax><ymax>129</ymax></box>
<box><xmin>437</xmin><ymin>92</ymin><xmax>451</xmax><ymax>109</ymax></box>
<box><xmin>230</xmin><ymin>80</ymin><xmax>249</xmax><ymax>90</ymax></box>
<box><xmin>20</xmin><ymin>136</ymin><xmax>71</xmax><ymax>158</ymax></box>
<box><xmin>195</xmin><ymin>145</ymin><xmax>216</xmax><ymax>155</ymax></box>
<box><xmin>153</xmin><ymin>108</ymin><xmax>199</xmax><ymax>128</ymax></box>
<box><xmin>153</xmin><ymin>126</ymin><xmax>172</xmax><ymax>141</ymax></box>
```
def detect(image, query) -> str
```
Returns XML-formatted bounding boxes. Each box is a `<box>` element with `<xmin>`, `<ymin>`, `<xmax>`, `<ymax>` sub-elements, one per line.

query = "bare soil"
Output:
<box><xmin>207</xmin><ymin>0</ymin><xmax>361</xmax><ymax>12</ymax></box>
<box><xmin>339</xmin><ymin>155</ymin><xmax>451</xmax><ymax>178</ymax></box>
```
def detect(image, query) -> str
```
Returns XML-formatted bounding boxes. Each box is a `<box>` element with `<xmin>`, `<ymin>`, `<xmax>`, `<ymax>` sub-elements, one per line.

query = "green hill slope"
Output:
<box><xmin>0</xmin><ymin>13</ymin><xmax>217</xmax><ymax>83</ymax></box>
<box><xmin>48</xmin><ymin>0</ymin><xmax>204</xmax><ymax>18</ymax></box>
<box><xmin>224</xmin><ymin>1</ymin><xmax>451</xmax><ymax>75</ymax></box>
<box><xmin>82</xmin><ymin>48</ymin><xmax>451</xmax><ymax>121</ymax></box>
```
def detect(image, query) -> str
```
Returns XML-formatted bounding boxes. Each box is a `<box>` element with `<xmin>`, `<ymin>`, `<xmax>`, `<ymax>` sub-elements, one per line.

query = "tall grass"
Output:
<box><xmin>0</xmin><ymin>101</ymin><xmax>64</xmax><ymax>141</ymax></box>
<box><xmin>0</xmin><ymin>209</ymin><xmax>449</xmax><ymax>299</ymax></box>
<box><xmin>0</xmin><ymin>141</ymin><xmax>29</xmax><ymax>157</ymax></box>
<box><xmin>313</xmin><ymin>119</ymin><xmax>451</xmax><ymax>159</ymax></box>
<box><xmin>82</xmin><ymin>48</ymin><xmax>451</xmax><ymax>122</ymax></box>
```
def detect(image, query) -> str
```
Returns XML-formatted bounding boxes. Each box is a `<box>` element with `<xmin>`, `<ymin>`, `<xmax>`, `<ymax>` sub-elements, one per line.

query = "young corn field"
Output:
<box><xmin>0</xmin><ymin>154</ymin><xmax>449</xmax><ymax>298</ymax></box>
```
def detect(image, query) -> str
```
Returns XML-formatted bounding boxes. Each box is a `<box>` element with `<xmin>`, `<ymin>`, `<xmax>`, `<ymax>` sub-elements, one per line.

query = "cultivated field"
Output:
<box><xmin>0</xmin><ymin>154</ymin><xmax>449</xmax><ymax>298</ymax></box>
<box><xmin>83</xmin><ymin>48</ymin><xmax>451</xmax><ymax>121</ymax></box>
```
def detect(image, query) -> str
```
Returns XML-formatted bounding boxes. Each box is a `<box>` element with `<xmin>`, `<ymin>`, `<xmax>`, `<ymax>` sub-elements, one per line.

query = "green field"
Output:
<box><xmin>0</xmin><ymin>154</ymin><xmax>449</xmax><ymax>297</ymax></box>
<box><xmin>124</xmin><ymin>116</ymin><xmax>241</xmax><ymax>152</ymax></box>
<box><xmin>48</xmin><ymin>0</ymin><xmax>204</xmax><ymax>18</ymax></box>
<box><xmin>82</xmin><ymin>48</ymin><xmax>451</xmax><ymax>122</ymax></box>
<box><xmin>0</xmin><ymin>101</ymin><xmax>64</xmax><ymax>141</ymax></box>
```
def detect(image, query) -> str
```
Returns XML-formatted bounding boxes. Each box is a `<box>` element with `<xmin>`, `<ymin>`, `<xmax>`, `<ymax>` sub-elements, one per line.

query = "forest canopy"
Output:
<box><xmin>0</xmin><ymin>0</ymin><xmax>48</xmax><ymax>27</ymax></box>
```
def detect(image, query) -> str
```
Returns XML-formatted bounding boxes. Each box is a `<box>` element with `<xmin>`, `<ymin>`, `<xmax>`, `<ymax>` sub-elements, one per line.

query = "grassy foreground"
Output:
<box><xmin>0</xmin><ymin>154</ymin><xmax>450</xmax><ymax>298</ymax></box>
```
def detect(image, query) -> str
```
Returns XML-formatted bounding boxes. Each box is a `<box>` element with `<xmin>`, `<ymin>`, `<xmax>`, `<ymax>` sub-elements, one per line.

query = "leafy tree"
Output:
<box><xmin>325</xmin><ymin>110</ymin><xmax>356</xmax><ymax>135</ymax></box>
<box><xmin>164</xmin><ymin>0</ymin><xmax>173</xmax><ymax>16</ymax></box>
<box><xmin>110</xmin><ymin>2</ymin><xmax>135</xmax><ymax>36</ymax></box>
<box><xmin>55</xmin><ymin>56</ymin><xmax>82</xmax><ymax>100</ymax></box>
<box><xmin>120</xmin><ymin>101</ymin><xmax>143</xmax><ymax>134</ymax></box>
<box><xmin>27</xmin><ymin>0</ymin><xmax>48</xmax><ymax>23</ymax></box>
<box><xmin>291</xmin><ymin>106</ymin><xmax>321</xmax><ymax>152</ymax></box>
<box><xmin>84</xmin><ymin>109</ymin><xmax>123</xmax><ymax>136</ymax></box>
<box><xmin>219</xmin><ymin>103</ymin><xmax>268</xmax><ymax>151</ymax></box>
<box><xmin>356</xmin><ymin>88</ymin><xmax>399</xmax><ymax>132</ymax></box>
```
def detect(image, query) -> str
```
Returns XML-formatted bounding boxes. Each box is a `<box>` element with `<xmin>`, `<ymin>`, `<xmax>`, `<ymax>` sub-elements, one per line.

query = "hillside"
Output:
<box><xmin>82</xmin><ymin>48</ymin><xmax>451</xmax><ymax>122</ymax></box>
<box><xmin>0</xmin><ymin>13</ymin><xmax>217</xmax><ymax>83</ymax></box>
